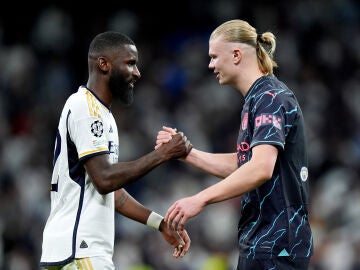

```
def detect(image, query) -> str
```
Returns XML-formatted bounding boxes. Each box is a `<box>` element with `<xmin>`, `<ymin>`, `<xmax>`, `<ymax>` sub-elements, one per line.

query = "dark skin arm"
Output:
<box><xmin>114</xmin><ymin>189</ymin><xmax>190</xmax><ymax>258</ymax></box>
<box><xmin>85</xmin><ymin>133</ymin><xmax>192</xmax><ymax>194</ymax></box>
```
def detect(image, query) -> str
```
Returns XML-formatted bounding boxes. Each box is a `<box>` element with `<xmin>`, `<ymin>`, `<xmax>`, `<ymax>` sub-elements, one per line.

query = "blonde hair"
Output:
<box><xmin>210</xmin><ymin>19</ymin><xmax>278</xmax><ymax>75</ymax></box>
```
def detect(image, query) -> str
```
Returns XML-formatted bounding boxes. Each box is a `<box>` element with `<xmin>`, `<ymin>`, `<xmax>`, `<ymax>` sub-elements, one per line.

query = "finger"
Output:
<box><xmin>178</xmin><ymin>245</ymin><xmax>186</xmax><ymax>257</ymax></box>
<box><xmin>174</xmin><ymin>230</ymin><xmax>185</xmax><ymax>246</ymax></box>
<box><xmin>164</xmin><ymin>126</ymin><xmax>177</xmax><ymax>134</ymax></box>
<box><xmin>164</xmin><ymin>204</ymin><xmax>175</xmax><ymax>222</ymax></box>
<box><xmin>173</xmin><ymin>246</ymin><xmax>182</xmax><ymax>258</ymax></box>
<box><xmin>157</xmin><ymin>132</ymin><xmax>172</xmax><ymax>140</ymax></box>
<box><xmin>173</xmin><ymin>240</ymin><xmax>185</xmax><ymax>258</ymax></box>
<box><xmin>171</xmin><ymin>213</ymin><xmax>182</xmax><ymax>230</ymax></box>
<box><xmin>154</xmin><ymin>143</ymin><xmax>162</xmax><ymax>150</ymax></box>
<box><xmin>185</xmin><ymin>140</ymin><xmax>191</xmax><ymax>150</ymax></box>
<box><xmin>158</xmin><ymin>130</ymin><xmax>172</xmax><ymax>136</ymax></box>
<box><xmin>156</xmin><ymin>132</ymin><xmax>173</xmax><ymax>146</ymax></box>
<box><xmin>179</xmin><ymin>230</ymin><xmax>190</xmax><ymax>257</ymax></box>
<box><xmin>155</xmin><ymin>139</ymin><xmax>171</xmax><ymax>144</ymax></box>
<box><xmin>173</xmin><ymin>248</ymin><xmax>179</xmax><ymax>258</ymax></box>
<box><xmin>162</xmin><ymin>126</ymin><xmax>177</xmax><ymax>135</ymax></box>
<box><xmin>171</xmin><ymin>212</ymin><xmax>183</xmax><ymax>231</ymax></box>
<box><xmin>178</xmin><ymin>215</ymin><xmax>189</xmax><ymax>231</ymax></box>
<box><xmin>181</xmin><ymin>230</ymin><xmax>190</xmax><ymax>250</ymax></box>
<box><xmin>164</xmin><ymin>204</ymin><xmax>177</xmax><ymax>224</ymax></box>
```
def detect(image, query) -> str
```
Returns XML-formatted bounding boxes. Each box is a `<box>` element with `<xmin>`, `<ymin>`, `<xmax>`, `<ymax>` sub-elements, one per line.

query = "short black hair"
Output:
<box><xmin>88</xmin><ymin>31</ymin><xmax>135</xmax><ymax>58</ymax></box>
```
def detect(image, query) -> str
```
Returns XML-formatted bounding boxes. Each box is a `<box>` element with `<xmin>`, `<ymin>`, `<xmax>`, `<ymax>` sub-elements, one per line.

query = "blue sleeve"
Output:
<box><xmin>250</xmin><ymin>90</ymin><xmax>290</xmax><ymax>149</ymax></box>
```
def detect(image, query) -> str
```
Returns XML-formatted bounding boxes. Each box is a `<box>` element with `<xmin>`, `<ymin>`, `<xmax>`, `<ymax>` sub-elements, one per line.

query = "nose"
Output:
<box><xmin>133</xmin><ymin>65</ymin><xmax>141</xmax><ymax>79</ymax></box>
<box><xmin>208</xmin><ymin>59</ymin><xmax>214</xmax><ymax>70</ymax></box>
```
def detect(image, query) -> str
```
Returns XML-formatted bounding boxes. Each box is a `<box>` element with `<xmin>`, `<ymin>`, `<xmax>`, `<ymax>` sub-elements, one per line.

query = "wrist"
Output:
<box><xmin>181</xmin><ymin>147</ymin><xmax>194</xmax><ymax>162</ymax></box>
<box><xmin>146</xmin><ymin>211</ymin><xmax>164</xmax><ymax>231</ymax></box>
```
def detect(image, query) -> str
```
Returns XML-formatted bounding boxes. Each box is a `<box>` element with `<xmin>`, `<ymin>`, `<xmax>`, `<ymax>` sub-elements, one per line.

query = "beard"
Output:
<box><xmin>109</xmin><ymin>69</ymin><xmax>134</xmax><ymax>106</ymax></box>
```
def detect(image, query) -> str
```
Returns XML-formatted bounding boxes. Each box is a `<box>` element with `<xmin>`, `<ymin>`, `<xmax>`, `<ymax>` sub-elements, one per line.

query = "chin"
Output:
<box><xmin>123</xmin><ymin>95</ymin><xmax>134</xmax><ymax>106</ymax></box>
<box><xmin>219</xmin><ymin>77</ymin><xmax>230</xmax><ymax>85</ymax></box>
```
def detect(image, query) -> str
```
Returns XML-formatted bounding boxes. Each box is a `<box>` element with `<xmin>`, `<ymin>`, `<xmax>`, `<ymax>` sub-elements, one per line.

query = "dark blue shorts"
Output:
<box><xmin>237</xmin><ymin>256</ymin><xmax>310</xmax><ymax>270</ymax></box>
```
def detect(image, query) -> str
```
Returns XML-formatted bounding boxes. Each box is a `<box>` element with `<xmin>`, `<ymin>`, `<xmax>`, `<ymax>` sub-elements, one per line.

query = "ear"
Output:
<box><xmin>97</xmin><ymin>57</ymin><xmax>110</xmax><ymax>73</ymax></box>
<box><xmin>233</xmin><ymin>49</ymin><xmax>242</xmax><ymax>64</ymax></box>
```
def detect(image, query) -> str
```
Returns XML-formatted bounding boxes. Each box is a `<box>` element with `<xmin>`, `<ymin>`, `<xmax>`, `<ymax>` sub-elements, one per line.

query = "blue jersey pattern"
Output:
<box><xmin>236</xmin><ymin>75</ymin><xmax>313</xmax><ymax>259</ymax></box>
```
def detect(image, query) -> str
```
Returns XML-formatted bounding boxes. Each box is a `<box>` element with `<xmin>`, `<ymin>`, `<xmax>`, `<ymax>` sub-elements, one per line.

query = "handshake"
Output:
<box><xmin>154</xmin><ymin>126</ymin><xmax>192</xmax><ymax>160</ymax></box>
<box><xmin>153</xmin><ymin>126</ymin><xmax>194</xmax><ymax>258</ymax></box>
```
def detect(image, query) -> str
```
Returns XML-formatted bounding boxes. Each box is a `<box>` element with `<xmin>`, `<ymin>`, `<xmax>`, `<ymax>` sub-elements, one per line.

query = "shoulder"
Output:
<box><xmin>247</xmin><ymin>77</ymin><xmax>297</xmax><ymax>115</ymax></box>
<box><xmin>63</xmin><ymin>86</ymin><xmax>92</xmax><ymax>119</ymax></box>
<box><xmin>67</xmin><ymin>86</ymin><xmax>91</xmax><ymax>113</ymax></box>
<box><xmin>259</xmin><ymin>76</ymin><xmax>295</xmax><ymax>102</ymax></box>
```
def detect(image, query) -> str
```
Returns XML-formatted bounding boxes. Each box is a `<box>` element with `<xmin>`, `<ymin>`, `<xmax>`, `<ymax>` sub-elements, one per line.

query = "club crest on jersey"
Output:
<box><xmin>300</xmin><ymin>167</ymin><xmax>308</xmax><ymax>182</ymax></box>
<box><xmin>91</xmin><ymin>120</ymin><xmax>104</xmax><ymax>137</ymax></box>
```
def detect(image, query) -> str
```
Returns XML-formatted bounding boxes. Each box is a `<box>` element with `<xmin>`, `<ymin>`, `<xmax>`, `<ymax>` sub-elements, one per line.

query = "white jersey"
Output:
<box><xmin>40</xmin><ymin>86</ymin><xmax>119</xmax><ymax>266</ymax></box>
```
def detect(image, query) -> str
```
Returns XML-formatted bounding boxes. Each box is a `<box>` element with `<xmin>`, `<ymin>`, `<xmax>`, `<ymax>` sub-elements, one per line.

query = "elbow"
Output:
<box><xmin>85</xmin><ymin>156</ymin><xmax>122</xmax><ymax>195</ymax></box>
<box><xmin>92</xmin><ymin>174</ymin><xmax>116</xmax><ymax>195</ymax></box>
<box><xmin>261</xmin><ymin>171</ymin><xmax>273</xmax><ymax>182</ymax></box>
<box><xmin>93</xmin><ymin>174</ymin><xmax>129</xmax><ymax>195</ymax></box>
<box><xmin>262</xmin><ymin>166</ymin><xmax>274</xmax><ymax>180</ymax></box>
<box><xmin>93</xmin><ymin>181</ymin><xmax>112</xmax><ymax>195</ymax></box>
<box><xmin>255</xmin><ymin>163</ymin><xmax>274</xmax><ymax>183</ymax></box>
<box><xmin>96</xmin><ymin>185</ymin><xmax>111</xmax><ymax>195</ymax></box>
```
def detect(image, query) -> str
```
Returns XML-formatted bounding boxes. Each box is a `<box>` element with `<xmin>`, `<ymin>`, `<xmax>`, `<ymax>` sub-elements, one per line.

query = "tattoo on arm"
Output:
<box><xmin>115</xmin><ymin>192</ymin><xmax>129</xmax><ymax>210</ymax></box>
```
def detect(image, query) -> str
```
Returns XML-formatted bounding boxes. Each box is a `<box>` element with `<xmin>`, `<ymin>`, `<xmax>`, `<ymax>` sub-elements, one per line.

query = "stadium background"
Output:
<box><xmin>0</xmin><ymin>0</ymin><xmax>359</xmax><ymax>269</ymax></box>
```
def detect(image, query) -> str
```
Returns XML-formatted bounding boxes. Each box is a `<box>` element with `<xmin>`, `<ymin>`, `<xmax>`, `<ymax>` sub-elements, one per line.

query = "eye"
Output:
<box><xmin>127</xmin><ymin>60</ymin><xmax>137</xmax><ymax>67</ymax></box>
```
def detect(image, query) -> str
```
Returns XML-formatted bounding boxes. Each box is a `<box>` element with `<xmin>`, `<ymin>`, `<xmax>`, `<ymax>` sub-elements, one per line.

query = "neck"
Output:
<box><xmin>236</xmin><ymin>69</ymin><xmax>264</xmax><ymax>97</ymax></box>
<box><xmin>234</xmin><ymin>46</ymin><xmax>265</xmax><ymax>96</ymax></box>
<box><xmin>86</xmin><ymin>79</ymin><xmax>112</xmax><ymax>107</ymax></box>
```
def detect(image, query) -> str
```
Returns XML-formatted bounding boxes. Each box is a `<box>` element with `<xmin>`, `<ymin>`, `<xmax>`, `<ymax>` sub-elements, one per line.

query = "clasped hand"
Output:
<box><xmin>155</xmin><ymin>126</ymin><xmax>205</xmax><ymax>234</ymax></box>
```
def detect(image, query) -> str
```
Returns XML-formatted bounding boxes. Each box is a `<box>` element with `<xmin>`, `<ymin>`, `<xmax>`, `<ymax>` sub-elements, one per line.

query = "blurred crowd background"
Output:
<box><xmin>0</xmin><ymin>0</ymin><xmax>359</xmax><ymax>269</ymax></box>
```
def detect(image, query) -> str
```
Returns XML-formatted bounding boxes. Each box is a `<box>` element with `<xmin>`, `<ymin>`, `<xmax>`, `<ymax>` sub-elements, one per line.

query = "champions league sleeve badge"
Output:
<box><xmin>90</xmin><ymin>120</ymin><xmax>104</xmax><ymax>137</ymax></box>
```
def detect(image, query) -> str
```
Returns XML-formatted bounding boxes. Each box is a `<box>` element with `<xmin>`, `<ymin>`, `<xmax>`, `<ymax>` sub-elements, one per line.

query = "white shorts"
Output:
<box><xmin>42</xmin><ymin>256</ymin><xmax>115</xmax><ymax>270</ymax></box>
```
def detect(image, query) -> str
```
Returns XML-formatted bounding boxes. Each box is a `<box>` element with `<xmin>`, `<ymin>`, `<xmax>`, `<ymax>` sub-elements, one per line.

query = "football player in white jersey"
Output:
<box><xmin>40</xmin><ymin>31</ymin><xmax>192</xmax><ymax>270</ymax></box>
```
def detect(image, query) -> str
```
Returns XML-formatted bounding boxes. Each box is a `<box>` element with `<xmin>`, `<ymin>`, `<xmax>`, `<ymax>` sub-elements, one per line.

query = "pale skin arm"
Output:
<box><xmin>156</xmin><ymin>126</ymin><xmax>238</xmax><ymax>178</ymax></box>
<box><xmin>179</xmin><ymin>148</ymin><xmax>238</xmax><ymax>179</ymax></box>
<box><xmin>164</xmin><ymin>144</ymin><xmax>278</xmax><ymax>231</ymax></box>
<box><xmin>114</xmin><ymin>188</ymin><xmax>191</xmax><ymax>258</ymax></box>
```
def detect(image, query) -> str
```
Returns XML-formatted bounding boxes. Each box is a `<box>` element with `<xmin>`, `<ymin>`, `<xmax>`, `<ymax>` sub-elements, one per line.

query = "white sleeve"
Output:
<box><xmin>67</xmin><ymin>98</ymin><xmax>109</xmax><ymax>160</ymax></box>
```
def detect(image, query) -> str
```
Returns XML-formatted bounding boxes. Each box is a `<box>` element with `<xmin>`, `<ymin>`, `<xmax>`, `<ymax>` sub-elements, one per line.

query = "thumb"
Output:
<box><xmin>174</xmin><ymin>230</ymin><xmax>185</xmax><ymax>246</ymax></box>
<box><xmin>163</xmin><ymin>126</ymin><xmax>177</xmax><ymax>135</ymax></box>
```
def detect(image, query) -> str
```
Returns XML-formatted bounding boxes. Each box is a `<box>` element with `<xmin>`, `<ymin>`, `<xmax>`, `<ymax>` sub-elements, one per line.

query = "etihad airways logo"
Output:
<box><xmin>255</xmin><ymin>114</ymin><xmax>282</xmax><ymax>130</ymax></box>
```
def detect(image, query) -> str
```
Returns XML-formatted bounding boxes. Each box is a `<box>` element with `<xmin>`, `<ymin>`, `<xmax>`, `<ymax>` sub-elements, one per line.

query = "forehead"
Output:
<box><xmin>113</xmin><ymin>44</ymin><xmax>138</xmax><ymax>61</ymax></box>
<box><xmin>209</xmin><ymin>36</ymin><xmax>229</xmax><ymax>55</ymax></box>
